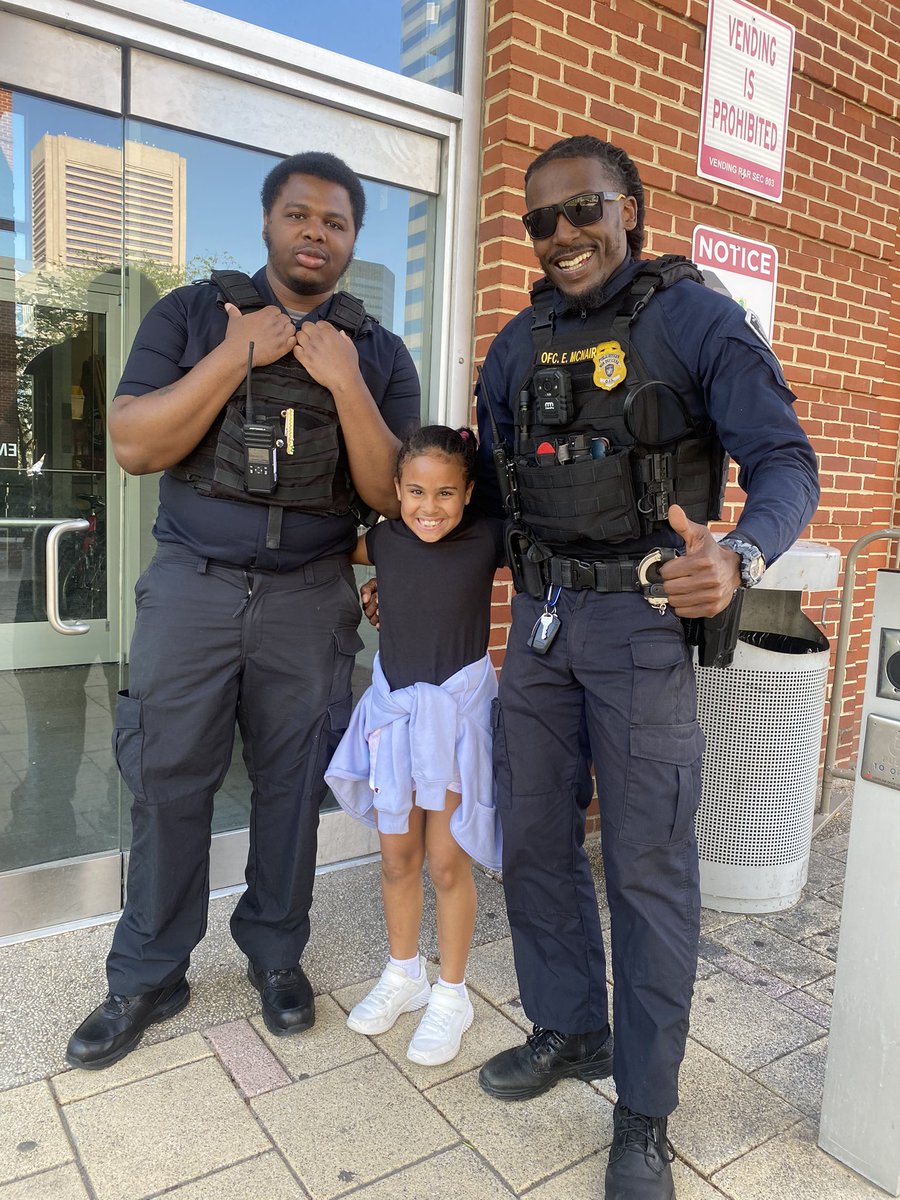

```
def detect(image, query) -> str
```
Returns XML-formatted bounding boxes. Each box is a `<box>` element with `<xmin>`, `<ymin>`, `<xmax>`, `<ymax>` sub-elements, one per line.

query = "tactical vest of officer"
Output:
<box><xmin>511</xmin><ymin>256</ymin><xmax>727</xmax><ymax>552</ymax></box>
<box><xmin>169</xmin><ymin>271</ymin><xmax>370</xmax><ymax>545</ymax></box>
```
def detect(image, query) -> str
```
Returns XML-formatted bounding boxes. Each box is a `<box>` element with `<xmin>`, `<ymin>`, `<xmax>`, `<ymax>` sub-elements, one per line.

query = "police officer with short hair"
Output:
<box><xmin>475</xmin><ymin>136</ymin><xmax>819</xmax><ymax>1200</ymax></box>
<box><xmin>67</xmin><ymin>151</ymin><xmax>419</xmax><ymax>1069</ymax></box>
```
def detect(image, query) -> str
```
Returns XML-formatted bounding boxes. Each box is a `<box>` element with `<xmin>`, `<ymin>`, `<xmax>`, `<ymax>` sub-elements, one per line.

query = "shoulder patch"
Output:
<box><xmin>744</xmin><ymin>307</ymin><xmax>772</xmax><ymax>350</ymax></box>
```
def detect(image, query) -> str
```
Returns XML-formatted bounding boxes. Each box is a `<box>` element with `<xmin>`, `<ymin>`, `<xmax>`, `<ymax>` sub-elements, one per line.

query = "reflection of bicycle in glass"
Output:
<box><xmin>61</xmin><ymin>493</ymin><xmax>107</xmax><ymax>620</ymax></box>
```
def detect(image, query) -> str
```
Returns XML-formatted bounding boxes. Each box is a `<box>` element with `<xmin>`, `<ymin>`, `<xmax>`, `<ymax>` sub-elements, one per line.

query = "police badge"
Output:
<box><xmin>592</xmin><ymin>341</ymin><xmax>627</xmax><ymax>391</ymax></box>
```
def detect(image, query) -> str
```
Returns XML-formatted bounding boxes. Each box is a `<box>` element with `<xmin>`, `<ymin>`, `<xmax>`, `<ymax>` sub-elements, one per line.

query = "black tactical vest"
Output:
<box><xmin>169</xmin><ymin>271</ymin><xmax>369</xmax><ymax>544</ymax></box>
<box><xmin>512</xmin><ymin>256</ymin><xmax>727</xmax><ymax>545</ymax></box>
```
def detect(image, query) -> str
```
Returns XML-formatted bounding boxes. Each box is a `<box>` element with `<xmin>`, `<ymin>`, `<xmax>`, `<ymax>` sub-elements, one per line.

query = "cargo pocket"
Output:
<box><xmin>620</xmin><ymin>721</ymin><xmax>705</xmax><ymax>845</ymax></box>
<box><xmin>490</xmin><ymin>698</ymin><xmax>513</xmax><ymax>810</ymax></box>
<box><xmin>309</xmin><ymin>625</ymin><xmax>365</xmax><ymax>795</ymax></box>
<box><xmin>112</xmin><ymin>690</ymin><xmax>145</xmax><ymax>801</ymax></box>
<box><xmin>629</xmin><ymin>632</ymin><xmax>692</xmax><ymax>726</ymax></box>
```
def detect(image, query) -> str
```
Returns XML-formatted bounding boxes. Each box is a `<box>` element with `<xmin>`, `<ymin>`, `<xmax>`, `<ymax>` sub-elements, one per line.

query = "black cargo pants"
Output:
<box><xmin>492</xmin><ymin>586</ymin><xmax>705</xmax><ymax>1117</ymax></box>
<box><xmin>106</xmin><ymin>544</ymin><xmax>364</xmax><ymax>995</ymax></box>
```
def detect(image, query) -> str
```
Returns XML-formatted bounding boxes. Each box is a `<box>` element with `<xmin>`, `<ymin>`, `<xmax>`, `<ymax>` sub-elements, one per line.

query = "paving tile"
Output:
<box><xmin>813</xmin><ymin>827</ymin><xmax>851</xmax><ymax>861</ymax></box>
<box><xmin>204</xmin><ymin>1020</ymin><xmax>291</xmax><ymax>1097</ymax></box>
<box><xmin>499</xmin><ymin>998</ymin><xmax>531</xmax><ymax>1033</ymax></box>
<box><xmin>255</xmin><ymin>993</ymin><xmax>378</xmax><ymax>1081</ymax></box>
<box><xmin>0</xmin><ymin>1082</ymin><xmax>72</xmax><ymax>1185</ymax></box>
<box><xmin>162</xmin><ymin>1153</ymin><xmax>305</xmax><ymax>1198</ymax></box>
<box><xmin>799</xmin><ymin>928</ymin><xmax>841</xmax><ymax>960</ymax></box>
<box><xmin>756</xmin><ymin>895</ymin><xmax>842</xmax><ymax>943</ymax></box>
<box><xmin>709</xmin><ymin>918</ymin><xmax>835</xmax><ymax>988</ymax></box>
<box><xmin>697</xmin><ymin>938</ymin><xmax>792</xmax><ymax>999</ymax></box>
<box><xmin>669</xmin><ymin>1040</ymin><xmax>801</xmax><ymax>1175</ymax></box>
<box><xmin>465</xmin><ymin>937</ymin><xmax>519</xmax><ymax>1006</ymax></box>
<box><xmin>251</xmin><ymin>1053</ymin><xmax>456</xmax><ymax>1200</ymax></box>
<box><xmin>804</xmin><ymin>973</ymin><xmax>835</xmax><ymax>1005</ymax></box>
<box><xmin>775</xmin><ymin>988</ymin><xmax>831</xmax><ymax>1028</ymax></box>
<box><xmin>347</xmin><ymin>1145</ymin><xmax>516</xmax><ymax>1198</ymax></box>
<box><xmin>0</xmin><ymin>1164</ymin><xmax>89</xmax><ymax>1199</ymax></box>
<box><xmin>712</xmin><ymin>1118</ymin><xmax>886</xmax><ymax>1198</ymax></box>
<box><xmin>804</xmin><ymin>849</ymin><xmax>848</xmax><ymax>895</ymax></box>
<box><xmin>752</xmin><ymin>1035</ymin><xmax>828</xmax><ymax>1118</ymax></box>
<box><xmin>525</xmin><ymin>1152</ymin><xmax>728</xmax><ymax>1199</ymax></box>
<box><xmin>426</xmin><ymin>1066</ymin><xmax>614</xmax><ymax>1193</ymax></box>
<box><xmin>52</xmin><ymin>1032</ymin><xmax>212</xmax><ymax>1104</ymax></box>
<box><xmin>689</xmin><ymin>972</ymin><xmax>822</xmax><ymax>1071</ymax></box>
<box><xmin>822</xmin><ymin>882</ymin><xmax>845</xmax><ymax>906</ymax></box>
<box><xmin>369</xmin><ymin>990</ymin><xmax>524</xmax><ymax>1089</ymax></box>
<box><xmin>694</xmin><ymin>956</ymin><xmax>720</xmax><ymax>980</ymax></box>
<box><xmin>699</xmin><ymin>908</ymin><xmax>742</xmax><ymax>935</ymax></box>
<box><xmin>64</xmin><ymin>1057</ymin><xmax>271</xmax><ymax>1200</ymax></box>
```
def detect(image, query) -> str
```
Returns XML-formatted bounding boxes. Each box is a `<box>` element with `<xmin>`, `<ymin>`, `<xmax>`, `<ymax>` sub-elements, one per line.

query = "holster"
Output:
<box><xmin>682</xmin><ymin>587</ymin><xmax>745</xmax><ymax>669</ymax></box>
<box><xmin>506</xmin><ymin>525</ymin><xmax>553</xmax><ymax>598</ymax></box>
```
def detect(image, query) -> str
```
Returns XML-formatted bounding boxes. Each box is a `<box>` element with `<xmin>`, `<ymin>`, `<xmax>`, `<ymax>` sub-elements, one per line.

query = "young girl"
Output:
<box><xmin>325</xmin><ymin>425</ymin><xmax>504</xmax><ymax>1066</ymax></box>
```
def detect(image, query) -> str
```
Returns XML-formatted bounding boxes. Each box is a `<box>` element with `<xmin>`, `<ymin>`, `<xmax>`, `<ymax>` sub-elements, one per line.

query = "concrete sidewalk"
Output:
<box><xmin>0</xmin><ymin>795</ymin><xmax>887</xmax><ymax>1200</ymax></box>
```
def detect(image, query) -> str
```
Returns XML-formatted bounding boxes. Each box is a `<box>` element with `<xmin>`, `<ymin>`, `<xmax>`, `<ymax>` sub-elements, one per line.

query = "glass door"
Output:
<box><xmin>0</xmin><ymin>86</ymin><xmax>127</xmax><ymax>935</ymax></box>
<box><xmin>1</xmin><ymin>9</ymin><xmax>453</xmax><ymax>937</ymax></box>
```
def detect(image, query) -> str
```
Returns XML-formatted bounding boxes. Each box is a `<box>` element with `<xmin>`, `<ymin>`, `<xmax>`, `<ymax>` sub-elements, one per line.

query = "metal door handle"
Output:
<box><xmin>46</xmin><ymin>519</ymin><xmax>90</xmax><ymax>635</ymax></box>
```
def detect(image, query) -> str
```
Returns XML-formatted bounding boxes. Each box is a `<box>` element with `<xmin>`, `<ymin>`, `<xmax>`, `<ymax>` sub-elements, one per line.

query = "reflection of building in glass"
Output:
<box><xmin>400</xmin><ymin>0</ymin><xmax>459</xmax><ymax>89</ymax></box>
<box><xmin>31</xmin><ymin>135</ymin><xmax>186</xmax><ymax>270</ymax></box>
<box><xmin>340</xmin><ymin>259</ymin><xmax>395</xmax><ymax>329</ymax></box>
<box><xmin>403</xmin><ymin>198</ymin><xmax>429</xmax><ymax>368</ymax></box>
<box><xmin>1</xmin><ymin>89</ymin><xmax>15</xmax><ymax>443</ymax></box>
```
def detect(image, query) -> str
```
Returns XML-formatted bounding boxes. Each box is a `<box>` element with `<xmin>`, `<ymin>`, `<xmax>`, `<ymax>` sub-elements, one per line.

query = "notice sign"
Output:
<box><xmin>692</xmin><ymin>224</ymin><xmax>778</xmax><ymax>342</ymax></box>
<box><xmin>697</xmin><ymin>0</ymin><xmax>795</xmax><ymax>201</ymax></box>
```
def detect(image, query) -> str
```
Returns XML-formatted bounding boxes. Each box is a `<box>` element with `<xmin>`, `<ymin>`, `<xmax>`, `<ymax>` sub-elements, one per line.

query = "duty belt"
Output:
<box><xmin>545</xmin><ymin>555</ymin><xmax>643</xmax><ymax>593</ymax></box>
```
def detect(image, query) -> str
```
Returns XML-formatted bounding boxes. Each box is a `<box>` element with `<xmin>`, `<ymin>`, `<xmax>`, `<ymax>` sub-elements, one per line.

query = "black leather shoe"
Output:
<box><xmin>248</xmin><ymin>963</ymin><xmax>315</xmax><ymax>1036</ymax></box>
<box><xmin>66</xmin><ymin>979</ymin><xmax>190</xmax><ymax>1070</ymax></box>
<box><xmin>478</xmin><ymin>1024</ymin><xmax>613</xmax><ymax>1100</ymax></box>
<box><xmin>605</xmin><ymin>1103</ymin><xmax>676</xmax><ymax>1199</ymax></box>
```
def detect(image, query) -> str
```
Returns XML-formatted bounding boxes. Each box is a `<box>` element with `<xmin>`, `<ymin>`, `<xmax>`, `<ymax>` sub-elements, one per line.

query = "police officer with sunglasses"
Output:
<box><xmin>474</xmin><ymin>135</ymin><xmax>819</xmax><ymax>1200</ymax></box>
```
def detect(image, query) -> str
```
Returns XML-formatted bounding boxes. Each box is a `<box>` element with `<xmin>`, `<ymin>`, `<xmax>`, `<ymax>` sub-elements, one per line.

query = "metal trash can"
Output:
<box><xmin>695</xmin><ymin>540</ymin><xmax>840</xmax><ymax>913</ymax></box>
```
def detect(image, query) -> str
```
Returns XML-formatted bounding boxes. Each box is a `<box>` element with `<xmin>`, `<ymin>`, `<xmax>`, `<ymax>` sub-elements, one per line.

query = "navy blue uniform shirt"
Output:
<box><xmin>116</xmin><ymin>267</ymin><xmax>421</xmax><ymax>570</ymax></box>
<box><xmin>475</xmin><ymin>258</ymin><xmax>819</xmax><ymax>565</ymax></box>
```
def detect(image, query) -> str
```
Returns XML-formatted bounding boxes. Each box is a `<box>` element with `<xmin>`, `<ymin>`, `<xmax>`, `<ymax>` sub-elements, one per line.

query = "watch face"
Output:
<box><xmin>722</xmin><ymin>537</ymin><xmax>765</xmax><ymax>586</ymax></box>
<box><xmin>747</xmin><ymin>554</ymin><xmax>766</xmax><ymax>584</ymax></box>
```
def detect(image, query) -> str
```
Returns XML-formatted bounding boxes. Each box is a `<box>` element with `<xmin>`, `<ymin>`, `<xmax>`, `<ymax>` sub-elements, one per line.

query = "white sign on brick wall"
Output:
<box><xmin>692</xmin><ymin>224</ymin><xmax>778</xmax><ymax>343</ymax></box>
<box><xmin>697</xmin><ymin>0</ymin><xmax>795</xmax><ymax>201</ymax></box>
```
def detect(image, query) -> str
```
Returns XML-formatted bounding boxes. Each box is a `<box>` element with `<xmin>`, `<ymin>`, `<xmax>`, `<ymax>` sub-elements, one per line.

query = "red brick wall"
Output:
<box><xmin>478</xmin><ymin>0</ymin><xmax>900</xmax><ymax>776</ymax></box>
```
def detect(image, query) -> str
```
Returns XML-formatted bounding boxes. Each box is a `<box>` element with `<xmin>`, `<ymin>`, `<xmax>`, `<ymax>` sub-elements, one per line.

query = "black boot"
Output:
<box><xmin>605</xmin><ymin>1103</ymin><xmax>676</xmax><ymax>1199</ymax></box>
<box><xmin>66</xmin><ymin>979</ymin><xmax>190</xmax><ymax>1070</ymax></box>
<box><xmin>248</xmin><ymin>963</ymin><xmax>315</xmax><ymax>1036</ymax></box>
<box><xmin>478</xmin><ymin>1024</ymin><xmax>613</xmax><ymax>1100</ymax></box>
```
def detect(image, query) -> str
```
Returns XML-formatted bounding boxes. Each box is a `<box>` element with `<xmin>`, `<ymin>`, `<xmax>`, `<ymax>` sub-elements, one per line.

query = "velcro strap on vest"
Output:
<box><xmin>546</xmin><ymin>556</ymin><xmax>643</xmax><ymax>592</ymax></box>
<box><xmin>210</xmin><ymin>270</ymin><xmax>267</xmax><ymax>312</ymax></box>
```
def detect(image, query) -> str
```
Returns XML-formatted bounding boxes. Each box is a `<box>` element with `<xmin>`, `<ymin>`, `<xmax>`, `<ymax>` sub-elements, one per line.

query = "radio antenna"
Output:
<box><xmin>245</xmin><ymin>342</ymin><xmax>255</xmax><ymax>423</ymax></box>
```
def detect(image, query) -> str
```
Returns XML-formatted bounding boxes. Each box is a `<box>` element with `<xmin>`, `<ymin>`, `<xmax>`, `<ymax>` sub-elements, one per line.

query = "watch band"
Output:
<box><xmin>720</xmin><ymin>535</ymin><xmax>766</xmax><ymax>587</ymax></box>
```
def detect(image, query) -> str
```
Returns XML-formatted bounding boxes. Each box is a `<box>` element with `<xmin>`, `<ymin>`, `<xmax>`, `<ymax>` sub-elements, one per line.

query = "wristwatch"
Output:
<box><xmin>719</xmin><ymin>534</ymin><xmax>766</xmax><ymax>587</ymax></box>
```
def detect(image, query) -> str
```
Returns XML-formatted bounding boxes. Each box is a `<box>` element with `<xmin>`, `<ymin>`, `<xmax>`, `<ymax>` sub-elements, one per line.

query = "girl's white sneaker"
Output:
<box><xmin>406</xmin><ymin>984</ymin><xmax>474</xmax><ymax>1066</ymax></box>
<box><xmin>347</xmin><ymin>960</ymin><xmax>430</xmax><ymax>1036</ymax></box>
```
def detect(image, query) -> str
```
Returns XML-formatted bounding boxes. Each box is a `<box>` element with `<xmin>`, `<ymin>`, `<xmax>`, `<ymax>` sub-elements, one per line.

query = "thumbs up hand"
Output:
<box><xmin>657</xmin><ymin>504</ymin><xmax>741</xmax><ymax>618</ymax></box>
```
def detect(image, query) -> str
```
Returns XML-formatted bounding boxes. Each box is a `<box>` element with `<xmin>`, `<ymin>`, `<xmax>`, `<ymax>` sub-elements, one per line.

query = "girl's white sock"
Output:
<box><xmin>436</xmin><ymin>975</ymin><xmax>467</xmax><ymax>998</ymax></box>
<box><xmin>389</xmin><ymin>953</ymin><xmax>421</xmax><ymax>980</ymax></box>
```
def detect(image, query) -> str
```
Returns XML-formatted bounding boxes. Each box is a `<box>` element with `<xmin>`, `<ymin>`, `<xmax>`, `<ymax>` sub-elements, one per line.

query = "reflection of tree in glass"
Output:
<box><xmin>16</xmin><ymin>253</ymin><xmax>237</xmax><ymax>465</ymax></box>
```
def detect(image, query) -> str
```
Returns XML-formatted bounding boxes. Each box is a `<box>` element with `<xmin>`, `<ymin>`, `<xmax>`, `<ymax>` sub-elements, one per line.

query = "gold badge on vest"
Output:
<box><xmin>592</xmin><ymin>341</ymin><xmax>627</xmax><ymax>391</ymax></box>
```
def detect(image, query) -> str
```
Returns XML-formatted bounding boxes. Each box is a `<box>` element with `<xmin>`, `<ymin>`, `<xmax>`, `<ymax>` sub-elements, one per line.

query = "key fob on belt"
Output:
<box><xmin>527</xmin><ymin>610</ymin><xmax>560</xmax><ymax>654</ymax></box>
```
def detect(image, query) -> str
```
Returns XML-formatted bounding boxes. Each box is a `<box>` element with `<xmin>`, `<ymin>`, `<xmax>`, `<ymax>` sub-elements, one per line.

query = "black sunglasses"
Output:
<box><xmin>522</xmin><ymin>191</ymin><xmax>625</xmax><ymax>240</ymax></box>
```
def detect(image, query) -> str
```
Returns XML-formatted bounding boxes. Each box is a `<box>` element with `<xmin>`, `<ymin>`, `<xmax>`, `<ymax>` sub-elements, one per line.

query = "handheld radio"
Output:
<box><xmin>242</xmin><ymin>341</ymin><xmax>278</xmax><ymax>494</ymax></box>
